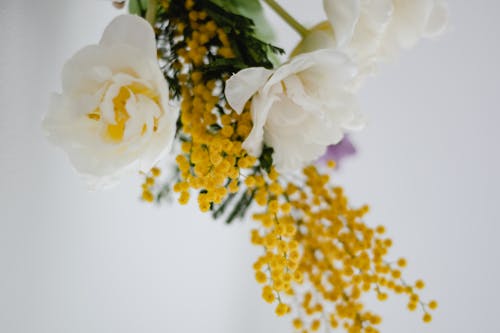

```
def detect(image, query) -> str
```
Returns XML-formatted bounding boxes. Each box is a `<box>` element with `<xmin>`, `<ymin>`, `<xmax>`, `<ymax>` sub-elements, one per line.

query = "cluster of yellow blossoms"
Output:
<box><xmin>249</xmin><ymin>164</ymin><xmax>438</xmax><ymax>332</ymax></box>
<box><xmin>141</xmin><ymin>166</ymin><xmax>161</xmax><ymax>202</ymax></box>
<box><xmin>141</xmin><ymin>1</ymin><xmax>437</xmax><ymax>332</ymax></box>
<box><xmin>143</xmin><ymin>0</ymin><xmax>256</xmax><ymax>208</ymax></box>
<box><xmin>172</xmin><ymin>1</ymin><xmax>256</xmax><ymax>211</ymax></box>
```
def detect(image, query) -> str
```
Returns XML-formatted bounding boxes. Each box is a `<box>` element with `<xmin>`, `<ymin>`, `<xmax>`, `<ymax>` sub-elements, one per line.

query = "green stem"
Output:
<box><xmin>262</xmin><ymin>0</ymin><xmax>307</xmax><ymax>37</ymax></box>
<box><xmin>146</xmin><ymin>0</ymin><xmax>158</xmax><ymax>27</ymax></box>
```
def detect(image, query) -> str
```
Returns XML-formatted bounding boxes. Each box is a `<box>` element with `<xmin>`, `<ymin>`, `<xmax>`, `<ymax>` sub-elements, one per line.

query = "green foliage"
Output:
<box><xmin>210</xmin><ymin>0</ymin><xmax>275</xmax><ymax>42</ymax></box>
<box><xmin>155</xmin><ymin>0</ymin><xmax>284</xmax><ymax>98</ymax></box>
<box><xmin>225</xmin><ymin>189</ymin><xmax>255</xmax><ymax>224</ymax></box>
<box><xmin>259</xmin><ymin>146</ymin><xmax>274</xmax><ymax>173</ymax></box>
<box><xmin>212</xmin><ymin>188</ymin><xmax>256</xmax><ymax>224</ymax></box>
<box><xmin>128</xmin><ymin>0</ymin><xmax>149</xmax><ymax>16</ymax></box>
<box><xmin>200</xmin><ymin>0</ymin><xmax>284</xmax><ymax>69</ymax></box>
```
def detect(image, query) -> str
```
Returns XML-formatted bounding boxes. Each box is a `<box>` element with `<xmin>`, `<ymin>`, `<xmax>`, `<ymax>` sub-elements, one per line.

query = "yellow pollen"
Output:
<box><xmin>86</xmin><ymin>83</ymin><xmax>161</xmax><ymax>142</ymax></box>
<box><xmin>87</xmin><ymin>110</ymin><xmax>101</xmax><ymax>121</ymax></box>
<box><xmin>106</xmin><ymin>86</ymin><xmax>130</xmax><ymax>142</ymax></box>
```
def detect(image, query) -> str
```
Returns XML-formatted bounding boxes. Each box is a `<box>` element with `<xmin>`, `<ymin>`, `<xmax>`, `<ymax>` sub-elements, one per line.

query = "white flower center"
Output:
<box><xmin>87</xmin><ymin>82</ymin><xmax>161</xmax><ymax>142</ymax></box>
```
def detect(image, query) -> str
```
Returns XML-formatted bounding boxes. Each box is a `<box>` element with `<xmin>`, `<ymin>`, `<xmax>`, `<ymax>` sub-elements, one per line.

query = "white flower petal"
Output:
<box><xmin>424</xmin><ymin>1</ymin><xmax>449</xmax><ymax>37</ymax></box>
<box><xmin>100</xmin><ymin>83</ymin><xmax>122</xmax><ymax>123</ymax></box>
<box><xmin>344</xmin><ymin>111</ymin><xmax>367</xmax><ymax>131</ymax></box>
<box><xmin>61</xmin><ymin>45</ymin><xmax>109</xmax><ymax>94</ymax></box>
<box><xmin>266</xmin><ymin>127</ymin><xmax>327</xmax><ymax>172</ymax></box>
<box><xmin>265</xmin><ymin>95</ymin><xmax>310</xmax><ymax>129</ymax></box>
<box><xmin>292</xmin><ymin>27</ymin><xmax>335</xmax><ymax>55</ymax></box>
<box><xmin>61</xmin><ymin>44</ymin><xmax>155</xmax><ymax>96</ymax></box>
<box><xmin>300</xmin><ymin>50</ymin><xmax>357</xmax><ymax>91</ymax></box>
<box><xmin>323</xmin><ymin>0</ymin><xmax>361</xmax><ymax>47</ymax></box>
<box><xmin>282</xmin><ymin>75</ymin><xmax>321</xmax><ymax>113</ymax></box>
<box><xmin>265</xmin><ymin>53</ymin><xmax>315</xmax><ymax>90</ymax></box>
<box><xmin>99</xmin><ymin>14</ymin><xmax>157</xmax><ymax>60</ymax></box>
<box><xmin>242</xmin><ymin>91</ymin><xmax>278</xmax><ymax>156</ymax></box>
<box><xmin>362</xmin><ymin>0</ymin><xmax>394</xmax><ymax>30</ymax></box>
<box><xmin>232</xmin><ymin>48</ymin><xmax>363</xmax><ymax>172</ymax></box>
<box><xmin>225</xmin><ymin>67</ymin><xmax>273</xmax><ymax>114</ymax></box>
<box><xmin>294</xmin><ymin>0</ymin><xmax>447</xmax><ymax>87</ymax></box>
<box><xmin>43</xmin><ymin>15</ymin><xmax>177</xmax><ymax>189</ymax></box>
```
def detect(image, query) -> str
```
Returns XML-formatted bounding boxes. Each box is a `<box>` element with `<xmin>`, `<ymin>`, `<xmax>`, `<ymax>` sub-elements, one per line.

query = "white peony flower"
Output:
<box><xmin>43</xmin><ymin>15</ymin><xmax>178</xmax><ymax>189</ymax></box>
<box><xmin>225</xmin><ymin>49</ymin><xmax>364</xmax><ymax>172</ymax></box>
<box><xmin>295</xmin><ymin>0</ymin><xmax>448</xmax><ymax>79</ymax></box>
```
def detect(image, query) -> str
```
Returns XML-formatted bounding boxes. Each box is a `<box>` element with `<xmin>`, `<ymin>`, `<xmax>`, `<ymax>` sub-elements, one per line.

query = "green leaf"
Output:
<box><xmin>259</xmin><ymin>146</ymin><xmax>274</xmax><ymax>173</ymax></box>
<box><xmin>225</xmin><ymin>189</ymin><xmax>255</xmax><ymax>224</ymax></box>
<box><xmin>212</xmin><ymin>192</ymin><xmax>238</xmax><ymax>219</ymax></box>
<box><xmin>210</xmin><ymin>0</ymin><xmax>275</xmax><ymax>43</ymax></box>
<box><xmin>128</xmin><ymin>0</ymin><xmax>149</xmax><ymax>17</ymax></box>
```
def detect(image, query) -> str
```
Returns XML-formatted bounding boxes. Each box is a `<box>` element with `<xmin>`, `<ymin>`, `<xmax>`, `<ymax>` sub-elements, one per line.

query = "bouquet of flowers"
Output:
<box><xmin>43</xmin><ymin>0</ymin><xmax>448</xmax><ymax>332</ymax></box>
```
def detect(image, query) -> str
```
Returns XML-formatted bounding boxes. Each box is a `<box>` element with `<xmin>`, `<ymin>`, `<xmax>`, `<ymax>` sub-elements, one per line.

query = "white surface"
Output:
<box><xmin>0</xmin><ymin>1</ymin><xmax>499</xmax><ymax>332</ymax></box>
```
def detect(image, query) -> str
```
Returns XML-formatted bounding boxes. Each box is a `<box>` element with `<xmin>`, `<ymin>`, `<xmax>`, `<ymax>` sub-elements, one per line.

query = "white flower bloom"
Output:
<box><xmin>225</xmin><ymin>49</ymin><xmax>364</xmax><ymax>172</ymax></box>
<box><xmin>43</xmin><ymin>15</ymin><xmax>178</xmax><ymax>189</ymax></box>
<box><xmin>296</xmin><ymin>0</ymin><xmax>448</xmax><ymax>78</ymax></box>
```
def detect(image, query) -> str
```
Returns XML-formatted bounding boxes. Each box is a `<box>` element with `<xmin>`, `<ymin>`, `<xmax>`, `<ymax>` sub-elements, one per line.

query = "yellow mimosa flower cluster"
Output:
<box><xmin>163</xmin><ymin>2</ymin><xmax>255</xmax><ymax>210</ymax></box>
<box><xmin>145</xmin><ymin>2</ymin><xmax>437</xmax><ymax>331</ymax></box>
<box><xmin>141</xmin><ymin>167</ymin><xmax>162</xmax><ymax>202</ymax></box>
<box><xmin>250</xmin><ymin>164</ymin><xmax>437</xmax><ymax>332</ymax></box>
<box><xmin>249</xmin><ymin>167</ymin><xmax>303</xmax><ymax>316</ymax></box>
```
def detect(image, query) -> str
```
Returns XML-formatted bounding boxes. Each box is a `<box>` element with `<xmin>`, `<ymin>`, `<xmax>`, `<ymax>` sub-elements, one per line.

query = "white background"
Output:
<box><xmin>1</xmin><ymin>1</ymin><xmax>499</xmax><ymax>332</ymax></box>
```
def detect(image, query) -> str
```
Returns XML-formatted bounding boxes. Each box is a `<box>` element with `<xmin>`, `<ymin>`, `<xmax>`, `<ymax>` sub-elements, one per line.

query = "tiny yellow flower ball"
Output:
<box><xmin>423</xmin><ymin>313</ymin><xmax>432</xmax><ymax>323</ymax></box>
<box><xmin>268</xmin><ymin>200</ymin><xmax>279</xmax><ymax>213</ymax></box>
<box><xmin>178</xmin><ymin>191</ymin><xmax>190</xmax><ymax>205</ymax></box>
<box><xmin>329</xmin><ymin>317</ymin><xmax>339</xmax><ymax>328</ymax></box>
<box><xmin>375</xmin><ymin>225</ymin><xmax>386</xmax><ymax>234</ymax></box>
<box><xmin>415</xmin><ymin>279</ymin><xmax>425</xmax><ymax>290</ymax></box>
<box><xmin>428</xmin><ymin>300</ymin><xmax>439</xmax><ymax>310</ymax></box>
<box><xmin>391</xmin><ymin>270</ymin><xmax>402</xmax><ymax>279</ymax></box>
<box><xmin>275</xmin><ymin>303</ymin><xmax>289</xmax><ymax>317</ymax></box>
<box><xmin>151</xmin><ymin>167</ymin><xmax>161</xmax><ymax>177</ymax></box>
<box><xmin>199</xmin><ymin>202</ymin><xmax>210</xmax><ymax>212</ymax></box>
<box><xmin>397</xmin><ymin>258</ymin><xmax>407</xmax><ymax>268</ymax></box>
<box><xmin>395</xmin><ymin>285</ymin><xmax>404</xmax><ymax>294</ymax></box>
<box><xmin>221</xmin><ymin>125</ymin><xmax>234</xmax><ymax>138</ymax></box>
<box><xmin>244</xmin><ymin>176</ymin><xmax>256</xmax><ymax>188</ymax></box>
<box><xmin>292</xmin><ymin>318</ymin><xmax>303</xmax><ymax>329</ymax></box>
<box><xmin>181</xmin><ymin>141</ymin><xmax>192</xmax><ymax>153</ymax></box>
<box><xmin>311</xmin><ymin>319</ymin><xmax>321</xmax><ymax>331</ymax></box>
<box><xmin>269</xmin><ymin>167</ymin><xmax>279</xmax><ymax>181</ymax></box>
<box><xmin>262</xmin><ymin>288</ymin><xmax>275</xmax><ymax>304</ymax></box>
<box><xmin>377</xmin><ymin>292</ymin><xmax>388</xmax><ymax>301</ymax></box>
<box><xmin>281</xmin><ymin>202</ymin><xmax>292</xmax><ymax>214</ymax></box>
<box><xmin>292</xmin><ymin>270</ymin><xmax>303</xmax><ymax>283</ymax></box>
<box><xmin>407</xmin><ymin>302</ymin><xmax>418</xmax><ymax>312</ymax></box>
<box><xmin>365</xmin><ymin>326</ymin><xmax>376</xmax><ymax>333</ymax></box>
<box><xmin>145</xmin><ymin>177</ymin><xmax>155</xmax><ymax>186</ymax></box>
<box><xmin>228</xmin><ymin>180</ymin><xmax>239</xmax><ymax>193</ymax></box>
<box><xmin>173</xmin><ymin>182</ymin><xmax>183</xmax><ymax>193</ymax></box>
<box><xmin>185</xmin><ymin>0</ymin><xmax>195</xmax><ymax>10</ymax></box>
<box><xmin>371</xmin><ymin>315</ymin><xmax>382</xmax><ymax>325</ymax></box>
<box><xmin>255</xmin><ymin>271</ymin><xmax>267</xmax><ymax>284</ymax></box>
<box><xmin>384</xmin><ymin>238</ymin><xmax>393</xmax><ymax>247</ymax></box>
<box><xmin>142</xmin><ymin>191</ymin><xmax>154</xmax><ymax>203</ymax></box>
<box><xmin>273</xmin><ymin>279</ymin><xmax>285</xmax><ymax>292</ymax></box>
<box><xmin>269</xmin><ymin>182</ymin><xmax>283</xmax><ymax>195</ymax></box>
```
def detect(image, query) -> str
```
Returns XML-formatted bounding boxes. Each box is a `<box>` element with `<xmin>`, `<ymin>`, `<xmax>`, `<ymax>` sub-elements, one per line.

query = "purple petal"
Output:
<box><xmin>317</xmin><ymin>135</ymin><xmax>357</xmax><ymax>168</ymax></box>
